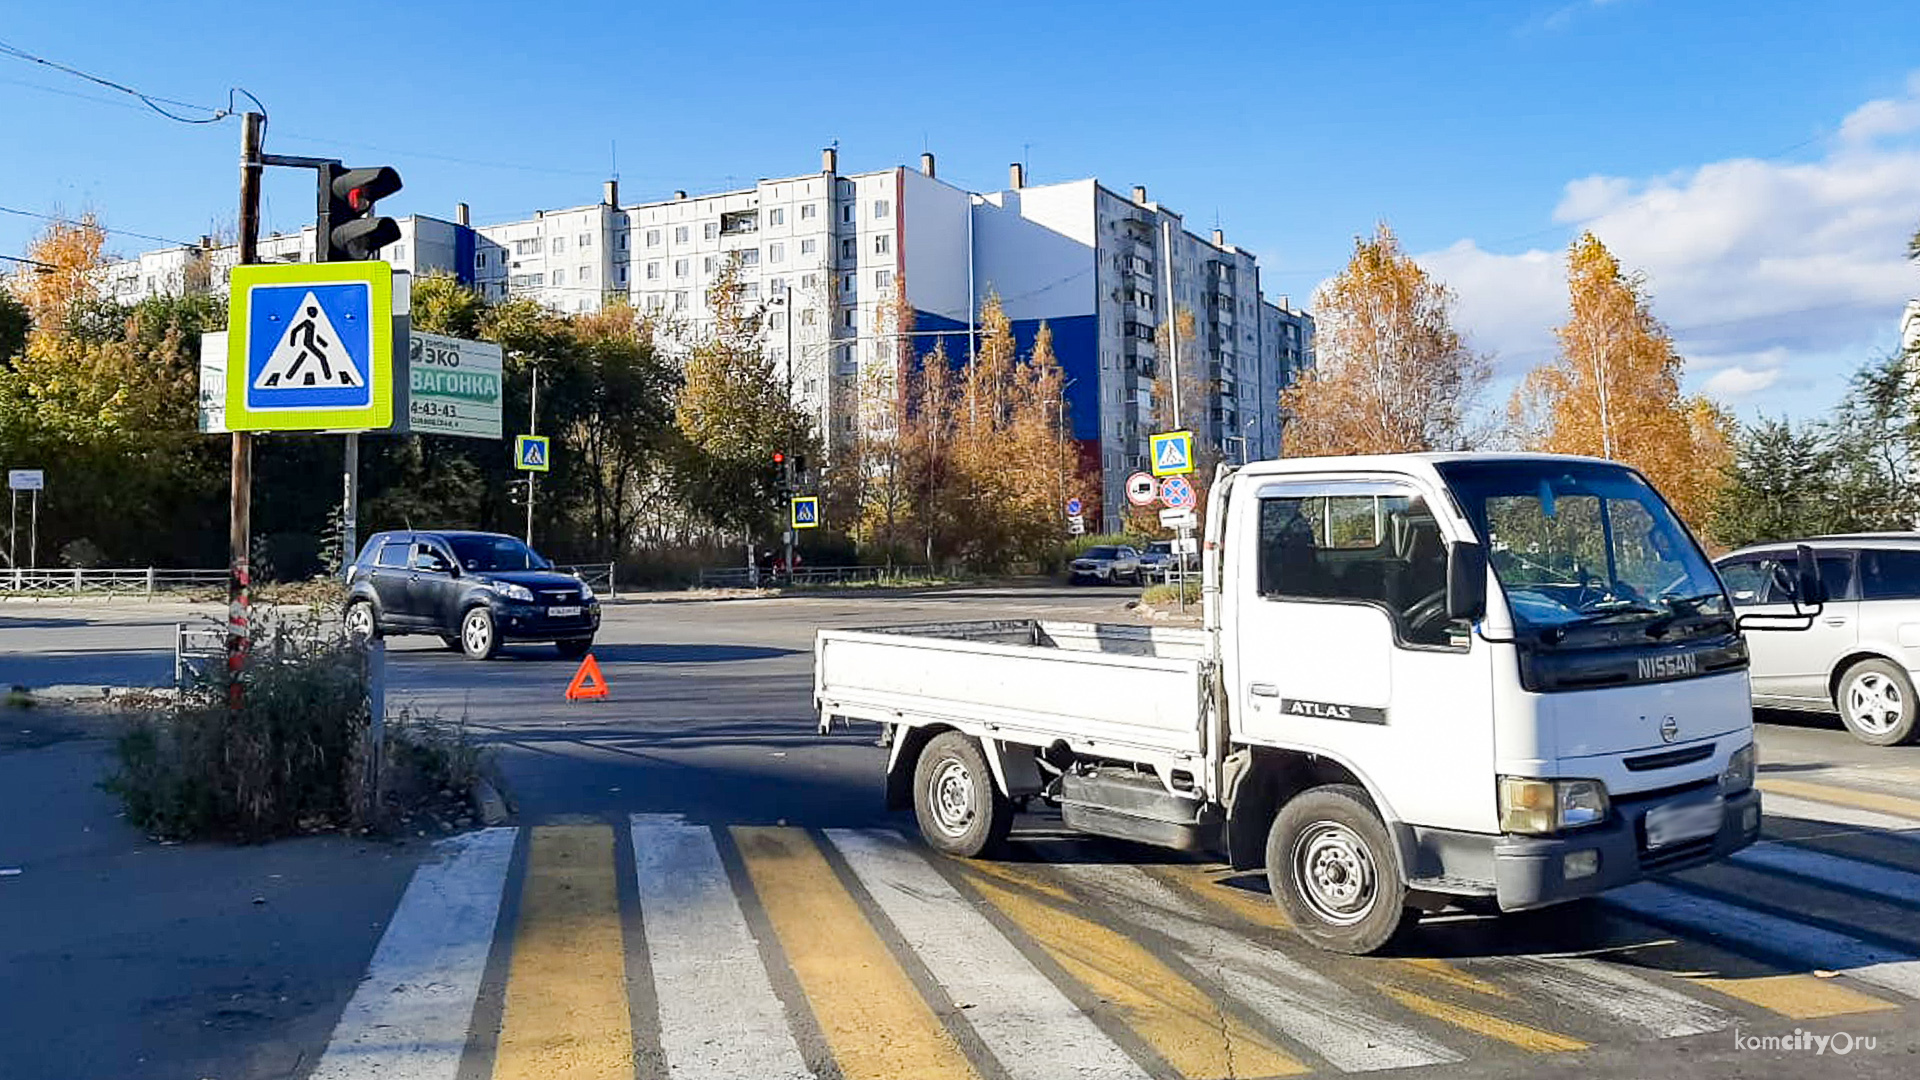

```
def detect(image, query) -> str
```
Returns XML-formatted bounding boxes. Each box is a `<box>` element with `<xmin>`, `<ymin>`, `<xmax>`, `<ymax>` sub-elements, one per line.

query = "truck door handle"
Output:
<box><xmin>1249</xmin><ymin>683</ymin><xmax>1279</xmax><ymax>697</ymax></box>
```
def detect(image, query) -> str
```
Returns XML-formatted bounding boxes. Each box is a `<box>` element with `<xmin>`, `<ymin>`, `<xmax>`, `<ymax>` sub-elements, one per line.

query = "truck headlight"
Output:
<box><xmin>1721</xmin><ymin>742</ymin><xmax>1756</xmax><ymax>795</ymax></box>
<box><xmin>1498</xmin><ymin>776</ymin><xmax>1611</xmax><ymax>834</ymax></box>
<box><xmin>490</xmin><ymin>581</ymin><xmax>535</xmax><ymax>603</ymax></box>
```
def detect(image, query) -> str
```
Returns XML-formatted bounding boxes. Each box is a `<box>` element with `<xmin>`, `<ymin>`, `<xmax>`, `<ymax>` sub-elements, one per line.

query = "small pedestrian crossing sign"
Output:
<box><xmin>515</xmin><ymin>434</ymin><xmax>550</xmax><ymax>472</ymax></box>
<box><xmin>1150</xmin><ymin>430</ymin><xmax>1194</xmax><ymax>477</ymax></box>
<box><xmin>791</xmin><ymin>495</ymin><xmax>820</xmax><ymax>529</ymax></box>
<box><xmin>226</xmin><ymin>261</ymin><xmax>393</xmax><ymax>431</ymax></box>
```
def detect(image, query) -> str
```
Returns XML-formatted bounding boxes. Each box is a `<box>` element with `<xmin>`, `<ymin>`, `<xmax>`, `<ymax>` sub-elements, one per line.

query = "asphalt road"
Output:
<box><xmin>4</xmin><ymin>588</ymin><xmax>1920</xmax><ymax>1080</ymax></box>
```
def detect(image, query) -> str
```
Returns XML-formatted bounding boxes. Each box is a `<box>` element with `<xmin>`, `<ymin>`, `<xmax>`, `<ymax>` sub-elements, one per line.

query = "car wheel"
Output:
<box><xmin>1267</xmin><ymin>784</ymin><xmax>1420</xmax><ymax>954</ymax></box>
<box><xmin>912</xmin><ymin>732</ymin><xmax>1013</xmax><ymax>858</ymax></box>
<box><xmin>460</xmin><ymin>607</ymin><xmax>500</xmax><ymax>661</ymax></box>
<box><xmin>556</xmin><ymin>637</ymin><xmax>592</xmax><ymax>660</ymax></box>
<box><xmin>343</xmin><ymin>600</ymin><xmax>379</xmax><ymax>641</ymax></box>
<box><xmin>1837</xmin><ymin>658</ymin><xmax>1920</xmax><ymax>745</ymax></box>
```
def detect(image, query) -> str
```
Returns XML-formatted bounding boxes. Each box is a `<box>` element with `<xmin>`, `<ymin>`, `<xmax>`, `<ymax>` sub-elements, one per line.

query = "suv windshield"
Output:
<box><xmin>1435</xmin><ymin>459</ymin><xmax>1727</xmax><ymax>638</ymax></box>
<box><xmin>1083</xmin><ymin>547</ymin><xmax>1119</xmax><ymax>559</ymax></box>
<box><xmin>446</xmin><ymin>534</ymin><xmax>547</xmax><ymax>572</ymax></box>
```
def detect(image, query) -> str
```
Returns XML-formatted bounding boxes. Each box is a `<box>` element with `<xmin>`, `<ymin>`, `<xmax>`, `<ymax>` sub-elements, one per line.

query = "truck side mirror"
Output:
<box><xmin>1447</xmin><ymin>541</ymin><xmax>1487</xmax><ymax>621</ymax></box>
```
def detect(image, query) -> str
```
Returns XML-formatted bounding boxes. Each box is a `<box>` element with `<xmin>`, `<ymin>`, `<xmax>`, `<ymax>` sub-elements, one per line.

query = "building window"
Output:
<box><xmin>840</xmin><ymin>204</ymin><xmax>854</xmax><ymax>224</ymax></box>
<box><xmin>618</xmin><ymin>267</ymin><xmax>628</xmax><ymax>284</ymax></box>
<box><xmin>842</xmin><ymin>309</ymin><xmax>856</xmax><ymax>329</ymax></box>
<box><xmin>646</xmin><ymin>262</ymin><xmax>660</xmax><ymax>280</ymax></box>
<box><xmin>769</xmin><ymin>242</ymin><xmax>785</xmax><ymax>262</ymax></box>
<box><xmin>674</xmin><ymin>258</ymin><xmax>689</xmax><ymax>277</ymax></box>
<box><xmin>876</xmin><ymin>269</ymin><xmax>893</xmax><ymax>290</ymax></box>
<box><xmin>704</xmin><ymin>222</ymin><xmax>718</xmax><ymax>240</ymax></box>
<box><xmin>553</xmin><ymin>236</ymin><xmax>567</xmax><ymax>253</ymax></box>
<box><xmin>839</xmin><ymin>238</ymin><xmax>856</xmax><ymax>259</ymax></box>
<box><xmin>674</xmin><ymin>291</ymin><xmax>688</xmax><ymax>310</ymax></box>
<box><xmin>720</xmin><ymin>210</ymin><xmax>758</xmax><ymax>235</ymax></box>
<box><xmin>769</xmin><ymin>311</ymin><xmax>786</xmax><ymax>330</ymax></box>
<box><xmin>579</xmin><ymin>266</ymin><xmax>592</xmax><ymax>282</ymax></box>
<box><xmin>769</xmin><ymin>276</ymin><xmax>785</xmax><ymax>294</ymax></box>
<box><xmin>674</xmin><ymin>225</ymin><xmax>689</xmax><ymax>243</ymax></box>
<box><xmin>801</xmin><ymin>308</ymin><xmax>817</xmax><ymax>325</ymax></box>
<box><xmin>874</xmin><ymin>234</ymin><xmax>890</xmax><ymax>255</ymax></box>
<box><xmin>738</xmin><ymin>248</ymin><xmax>760</xmax><ymax>266</ymax></box>
<box><xmin>740</xmin><ymin>281</ymin><xmax>760</xmax><ymax>300</ymax></box>
<box><xmin>841</xmin><ymin>273</ymin><xmax>855</xmax><ymax>293</ymax></box>
<box><xmin>703</xmin><ymin>256</ymin><xmax>715</xmax><ymax>274</ymax></box>
<box><xmin>476</xmin><ymin>252</ymin><xmax>486</xmax><ymax>267</ymax></box>
<box><xmin>647</xmin><ymin>295</ymin><xmax>664</xmax><ymax>312</ymax></box>
<box><xmin>510</xmin><ymin>273</ymin><xmax>544</xmax><ymax>288</ymax></box>
<box><xmin>769</xmin><ymin>208</ymin><xmax>785</xmax><ymax>226</ymax></box>
<box><xmin>646</xmin><ymin>229</ymin><xmax>660</xmax><ymax>247</ymax></box>
<box><xmin>617</xmin><ymin>234</ymin><xmax>627</xmax><ymax>251</ymax></box>
<box><xmin>801</xmin><ymin>273</ymin><xmax>819</xmax><ymax>289</ymax></box>
<box><xmin>801</xmin><ymin>203</ymin><xmax>817</xmax><ymax>220</ymax></box>
<box><xmin>514</xmin><ymin>238</ymin><xmax>542</xmax><ymax>255</ymax></box>
<box><xmin>874</xmin><ymin>199</ymin><xmax>890</xmax><ymax>219</ymax></box>
<box><xmin>552</xmin><ymin>269</ymin><xmax>566</xmax><ymax>286</ymax></box>
<box><xmin>391</xmin><ymin>243</ymin><xmax>407</xmax><ymax>261</ymax></box>
<box><xmin>578</xmin><ymin>233</ymin><xmax>591</xmax><ymax>248</ymax></box>
<box><xmin>800</xmin><ymin>238</ymin><xmax>818</xmax><ymax>255</ymax></box>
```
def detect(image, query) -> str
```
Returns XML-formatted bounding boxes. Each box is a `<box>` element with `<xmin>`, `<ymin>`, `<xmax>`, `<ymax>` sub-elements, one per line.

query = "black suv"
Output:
<box><xmin>343</xmin><ymin>530</ymin><xmax>600</xmax><ymax>660</ymax></box>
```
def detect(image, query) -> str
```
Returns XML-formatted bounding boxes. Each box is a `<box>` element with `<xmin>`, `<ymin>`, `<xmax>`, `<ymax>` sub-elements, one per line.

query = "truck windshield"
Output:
<box><xmin>1435</xmin><ymin>460</ymin><xmax>1726</xmax><ymax>637</ymax></box>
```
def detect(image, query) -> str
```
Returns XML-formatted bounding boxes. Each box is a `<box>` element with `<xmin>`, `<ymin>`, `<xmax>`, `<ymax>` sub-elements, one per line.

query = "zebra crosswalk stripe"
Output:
<box><xmin>1477</xmin><ymin>956</ymin><xmax>1732</xmax><ymax>1038</ymax></box>
<box><xmin>1607</xmin><ymin>882</ymin><xmax>1920</xmax><ymax>999</ymax></box>
<box><xmin>1765</xmin><ymin>792</ymin><xmax>1920</xmax><ymax>838</ymax></box>
<box><xmin>824</xmin><ymin>829</ymin><xmax>1155</xmax><ymax>1080</ymax></box>
<box><xmin>1731</xmin><ymin>842</ymin><xmax>1920</xmax><ymax>907</ymax></box>
<box><xmin>630</xmin><ymin>816</ymin><xmax>811</xmax><ymax>1080</ymax></box>
<box><xmin>308</xmin><ymin>827</ymin><xmax>517</xmax><ymax>1080</ymax></box>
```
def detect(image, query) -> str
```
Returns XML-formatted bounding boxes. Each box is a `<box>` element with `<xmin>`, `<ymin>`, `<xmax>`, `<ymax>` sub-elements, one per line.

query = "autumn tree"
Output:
<box><xmin>845</xmin><ymin>280</ymin><xmax>919</xmax><ymax>560</ymax></box>
<box><xmin>9</xmin><ymin>209</ymin><xmax>106</xmax><ymax>333</ymax></box>
<box><xmin>1282</xmin><ymin>223</ymin><xmax>1488</xmax><ymax>456</ymax></box>
<box><xmin>1514</xmin><ymin>232</ymin><xmax>1732</xmax><ymax>527</ymax></box>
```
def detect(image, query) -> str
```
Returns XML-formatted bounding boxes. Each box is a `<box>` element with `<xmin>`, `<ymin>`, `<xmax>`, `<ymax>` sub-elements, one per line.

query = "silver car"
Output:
<box><xmin>1717</xmin><ymin>535</ymin><xmax>1920</xmax><ymax>745</ymax></box>
<box><xmin>1069</xmin><ymin>545</ymin><xmax>1143</xmax><ymax>585</ymax></box>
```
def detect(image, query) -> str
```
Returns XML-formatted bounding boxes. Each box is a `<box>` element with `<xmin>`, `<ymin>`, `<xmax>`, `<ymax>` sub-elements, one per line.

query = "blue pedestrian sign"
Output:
<box><xmin>1065</xmin><ymin>497</ymin><xmax>1083</xmax><ymax>516</ymax></box>
<box><xmin>1150</xmin><ymin>430</ymin><xmax>1194</xmax><ymax>477</ymax></box>
<box><xmin>225</xmin><ymin>261</ymin><xmax>393</xmax><ymax>431</ymax></box>
<box><xmin>791</xmin><ymin>495</ymin><xmax>820</xmax><ymax>529</ymax></box>
<box><xmin>514</xmin><ymin>434</ymin><xmax>550</xmax><ymax>472</ymax></box>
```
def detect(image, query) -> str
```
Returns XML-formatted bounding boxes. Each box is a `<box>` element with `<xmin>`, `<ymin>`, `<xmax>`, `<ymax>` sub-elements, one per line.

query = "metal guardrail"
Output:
<box><xmin>173</xmin><ymin>613</ymin><xmax>347</xmax><ymax>690</ymax></box>
<box><xmin>695</xmin><ymin>565</ymin><xmax>934</xmax><ymax>589</ymax></box>
<box><xmin>555</xmin><ymin>562</ymin><xmax>617</xmax><ymax>599</ymax></box>
<box><xmin>2</xmin><ymin>566</ymin><xmax>227</xmax><ymax>599</ymax></box>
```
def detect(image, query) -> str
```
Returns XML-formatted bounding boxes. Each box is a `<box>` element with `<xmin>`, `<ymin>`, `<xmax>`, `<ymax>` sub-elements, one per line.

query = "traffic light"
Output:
<box><xmin>772</xmin><ymin>451</ymin><xmax>785</xmax><ymax>465</ymax></box>
<box><xmin>318</xmin><ymin>163</ymin><xmax>403</xmax><ymax>262</ymax></box>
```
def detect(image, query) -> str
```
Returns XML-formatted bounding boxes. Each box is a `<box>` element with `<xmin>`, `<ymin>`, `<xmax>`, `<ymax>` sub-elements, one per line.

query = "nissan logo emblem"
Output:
<box><xmin>1660</xmin><ymin>716</ymin><xmax>1679</xmax><ymax>743</ymax></box>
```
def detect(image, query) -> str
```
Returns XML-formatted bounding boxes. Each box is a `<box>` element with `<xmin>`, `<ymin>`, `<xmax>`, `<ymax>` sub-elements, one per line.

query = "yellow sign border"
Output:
<box><xmin>791</xmin><ymin>495</ymin><xmax>820</xmax><ymax>529</ymax></box>
<box><xmin>514</xmin><ymin>434</ymin><xmax>551</xmax><ymax>472</ymax></box>
<box><xmin>1150</xmin><ymin>430</ymin><xmax>1195</xmax><ymax>477</ymax></box>
<box><xmin>225</xmin><ymin>261</ymin><xmax>394</xmax><ymax>432</ymax></box>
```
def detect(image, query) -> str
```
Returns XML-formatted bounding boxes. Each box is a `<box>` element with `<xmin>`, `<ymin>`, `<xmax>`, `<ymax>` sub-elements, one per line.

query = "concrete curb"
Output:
<box><xmin>472</xmin><ymin>777</ymin><xmax>511</xmax><ymax>826</ymax></box>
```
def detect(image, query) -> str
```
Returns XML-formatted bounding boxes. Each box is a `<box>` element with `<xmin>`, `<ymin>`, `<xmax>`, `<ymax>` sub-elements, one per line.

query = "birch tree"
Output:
<box><xmin>1281</xmin><ymin>223</ymin><xmax>1488</xmax><ymax>456</ymax></box>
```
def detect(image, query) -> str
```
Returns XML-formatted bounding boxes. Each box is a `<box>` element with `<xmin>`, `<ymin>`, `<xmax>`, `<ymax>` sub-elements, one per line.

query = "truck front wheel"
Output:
<box><xmin>913</xmin><ymin>732</ymin><xmax>1013</xmax><ymax>857</ymax></box>
<box><xmin>1267</xmin><ymin>784</ymin><xmax>1419</xmax><ymax>954</ymax></box>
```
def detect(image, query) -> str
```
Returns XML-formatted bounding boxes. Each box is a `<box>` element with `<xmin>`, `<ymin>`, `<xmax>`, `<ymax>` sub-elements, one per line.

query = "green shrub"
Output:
<box><xmin>1140</xmin><ymin>581</ymin><xmax>1202</xmax><ymax>607</ymax></box>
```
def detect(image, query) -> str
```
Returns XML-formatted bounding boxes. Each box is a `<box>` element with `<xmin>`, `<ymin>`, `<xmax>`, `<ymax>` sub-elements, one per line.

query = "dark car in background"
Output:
<box><xmin>343</xmin><ymin>530</ymin><xmax>600</xmax><ymax>660</ymax></box>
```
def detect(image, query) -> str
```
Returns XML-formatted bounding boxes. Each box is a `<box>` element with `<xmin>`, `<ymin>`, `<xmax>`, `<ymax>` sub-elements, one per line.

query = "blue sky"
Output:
<box><xmin>4</xmin><ymin>0</ymin><xmax>1917</xmax><ymax>418</ymax></box>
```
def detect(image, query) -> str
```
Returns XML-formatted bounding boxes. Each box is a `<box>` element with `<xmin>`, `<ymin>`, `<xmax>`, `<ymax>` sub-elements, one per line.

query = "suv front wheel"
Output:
<box><xmin>459</xmin><ymin>607</ymin><xmax>500</xmax><ymax>660</ymax></box>
<box><xmin>343</xmin><ymin>600</ymin><xmax>379</xmax><ymax>641</ymax></box>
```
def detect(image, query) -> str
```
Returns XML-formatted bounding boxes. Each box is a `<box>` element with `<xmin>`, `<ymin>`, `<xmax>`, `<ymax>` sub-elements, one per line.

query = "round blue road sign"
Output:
<box><xmin>1066</xmin><ymin>498</ymin><xmax>1083</xmax><ymax>516</ymax></box>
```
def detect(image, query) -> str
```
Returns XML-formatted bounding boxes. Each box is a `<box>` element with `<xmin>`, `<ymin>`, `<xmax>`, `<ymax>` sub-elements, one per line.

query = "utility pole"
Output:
<box><xmin>782</xmin><ymin>283</ymin><xmax>796</xmax><ymax>584</ymax></box>
<box><xmin>525</xmin><ymin>367</ymin><xmax>538</xmax><ymax>546</ymax></box>
<box><xmin>1162</xmin><ymin>218</ymin><xmax>1182</xmax><ymax>430</ymax></box>
<box><xmin>228</xmin><ymin>110</ymin><xmax>264</xmax><ymax>705</ymax></box>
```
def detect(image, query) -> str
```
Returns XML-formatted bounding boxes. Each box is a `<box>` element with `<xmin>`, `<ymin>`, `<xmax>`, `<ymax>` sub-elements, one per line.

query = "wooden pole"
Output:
<box><xmin>228</xmin><ymin>111</ymin><xmax>264</xmax><ymax>707</ymax></box>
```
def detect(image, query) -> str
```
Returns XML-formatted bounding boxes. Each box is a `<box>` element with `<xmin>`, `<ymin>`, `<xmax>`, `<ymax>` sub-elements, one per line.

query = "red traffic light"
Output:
<box><xmin>348</xmin><ymin>187</ymin><xmax>373</xmax><ymax>212</ymax></box>
<box><xmin>772</xmin><ymin>451</ymin><xmax>785</xmax><ymax>464</ymax></box>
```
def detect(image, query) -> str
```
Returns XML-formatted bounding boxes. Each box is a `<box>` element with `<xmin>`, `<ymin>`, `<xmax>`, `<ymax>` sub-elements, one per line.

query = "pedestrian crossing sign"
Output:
<box><xmin>1150</xmin><ymin>430</ymin><xmax>1194</xmax><ymax>477</ymax></box>
<box><xmin>225</xmin><ymin>261</ymin><xmax>393</xmax><ymax>431</ymax></box>
<box><xmin>515</xmin><ymin>434</ymin><xmax>551</xmax><ymax>472</ymax></box>
<box><xmin>791</xmin><ymin>495</ymin><xmax>820</xmax><ymax>529</ymax></box>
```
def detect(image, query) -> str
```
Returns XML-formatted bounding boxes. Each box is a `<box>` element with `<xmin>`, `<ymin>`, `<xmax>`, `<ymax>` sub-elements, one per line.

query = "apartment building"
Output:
<box><xmin>92</xmin><ymin>151</ymin><xmax>1313</xmax><ymax>525</ymax></box>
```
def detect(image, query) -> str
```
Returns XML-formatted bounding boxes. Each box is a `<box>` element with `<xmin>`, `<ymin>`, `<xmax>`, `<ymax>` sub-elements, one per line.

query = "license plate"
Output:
<box><xmin>546</xmin><ymin>605</ymin><xmax>581</xmax><ymax>617</ymax></box>
<box><xmin>1644</xmin><ymin>797</ymin><xmax>1724</xmax><ymax>848</ymax></box>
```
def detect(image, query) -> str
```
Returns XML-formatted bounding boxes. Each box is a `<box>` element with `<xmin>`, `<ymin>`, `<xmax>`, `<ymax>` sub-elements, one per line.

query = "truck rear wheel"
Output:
<box><xmin>1267</xmin><ymin>784</ymin><xmax>1419</xmax><ymax>954</ymax></box>
<box><xmin>913</xmin><ymin>732</ymin><xmax>1013</xmax><ymax>857</ymax></box>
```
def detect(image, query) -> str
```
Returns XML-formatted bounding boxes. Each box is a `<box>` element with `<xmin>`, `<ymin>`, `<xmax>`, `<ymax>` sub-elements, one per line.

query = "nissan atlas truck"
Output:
<box><xmin>816</xmin><ymin>453</ymin><xmax>1820</xmax><ymax>954</ymax></box>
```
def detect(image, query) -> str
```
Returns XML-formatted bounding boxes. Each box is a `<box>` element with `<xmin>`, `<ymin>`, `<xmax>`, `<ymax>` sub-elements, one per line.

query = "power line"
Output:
<box><xmin>0</xmin><ymin>37</ymin><xmax>260</xmax><ymax>125</ymax></box>
<box><xmin>0</xmin><ymin>252</ymin><xmax>58</xmax><ymax>271</ymax></box>
<box><xmin>0</xmin><ymin>204</ymin><xmax>200</xmax><ymax>248</ymax></box>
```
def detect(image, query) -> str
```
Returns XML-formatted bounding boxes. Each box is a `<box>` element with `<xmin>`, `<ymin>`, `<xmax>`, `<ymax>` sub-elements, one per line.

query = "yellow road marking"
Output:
<box><xmin>1377</xmin><ymin>984</ymin><xmax>1589</xmax><ymax>1052</ymax></box>
<box><xmin>965</xmin><ymin>858</ymin><xmax>1077</xmax><ymax>902</ymax></box>
<box><xmin>1761</xmin><ymin>778</ymin><xmax>1920</xmax><ymax>821</ymax></box>
<box><xmin>1149</xmin><ymin>863</ymin><xmax>1292</xmax><ymax>928</ymax></box>
<box><xmin>962</xmin><ymin>866</ymin><xmax>1309</xmax><ymax>1078</ymax></box>
<box><xmin>1690</xmin><ymin>974</ymin><xmax>1898</xmax><ymax>1019</ymax></box>
<box><xmin>733</xmin><ymin>827</ymin><xmax>978</xmax><ymax>1080</ymax></box>
<box><xmin>1396</xmin><ymin>957</ymin><xmax>1510</xmax><ymax>998</ymax></box>
<box><xmin>492</xmin><ymin>825</ymin><xmax>634</xmax><ymax>1080</ymax></box>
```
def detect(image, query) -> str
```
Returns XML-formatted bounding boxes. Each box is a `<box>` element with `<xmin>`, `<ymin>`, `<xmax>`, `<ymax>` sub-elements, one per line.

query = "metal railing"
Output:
<box><xmin>555</xmin><ymin>561</ymin><xmax>617</xmax><ymax>599</ymax></box>
<box><xmin>173</xmin><ymin>613</ymin><xmax>345</xmax><ymax>690</ymax></box>
<box><xmin>2</xmin><ymin>566</ymin><xmax>227</xmax><ymax>599</ymax></box>
<box><xmin>694</xmin><ymin>564</ymin><xmax>935</xmax><ymax>589</ymax></box>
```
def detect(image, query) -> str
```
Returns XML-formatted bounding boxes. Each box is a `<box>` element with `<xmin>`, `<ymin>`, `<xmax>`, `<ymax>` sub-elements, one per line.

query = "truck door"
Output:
<box><xmin>1232</xmin><ymin>481</ymin><xmax>1495</xmax><ymax>835</ymax></box>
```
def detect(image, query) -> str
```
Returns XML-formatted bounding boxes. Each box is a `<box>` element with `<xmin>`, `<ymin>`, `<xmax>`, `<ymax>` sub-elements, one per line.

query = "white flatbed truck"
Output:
<box><xmin>816</xmin><ymin>453</ymin><xmax>1806</xmax><ymax>953</ymax></box>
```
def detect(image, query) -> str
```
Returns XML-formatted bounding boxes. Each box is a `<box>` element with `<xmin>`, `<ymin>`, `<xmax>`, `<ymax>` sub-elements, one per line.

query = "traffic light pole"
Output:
<box><xmin>229</xmin><ymin>111</ymin><xmax>265</xmax><ymax>707</ymax></box>
<box><xmin>525</xmin><ymin>369</ymin><xmax>538</xmax><ymax>547</ymax></box>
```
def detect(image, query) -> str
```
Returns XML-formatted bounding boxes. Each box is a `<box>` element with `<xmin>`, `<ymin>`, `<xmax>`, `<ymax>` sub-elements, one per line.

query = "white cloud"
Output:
<box><xmin>1413</xmin><ymin>72</ymin><xmax>1920</xmax><ymax>417</ymax></box>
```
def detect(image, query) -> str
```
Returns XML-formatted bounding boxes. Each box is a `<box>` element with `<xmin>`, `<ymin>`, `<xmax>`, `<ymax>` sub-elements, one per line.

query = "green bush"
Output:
<box><xmin>1140</xmin><ymin>581</ymin><xmax>1202</xmax><ymax>607</ymax></box>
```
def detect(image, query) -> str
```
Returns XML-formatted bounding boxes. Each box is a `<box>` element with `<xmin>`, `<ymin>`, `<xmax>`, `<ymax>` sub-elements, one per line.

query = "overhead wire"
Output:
<box><xmin>0</xmin><ymin>204</ymin><xmax>201</xmax><ymax>248</ymax></box>
<box><xmin>0</xmin><ymin>37</ymin><xmax>258</xmax><ymax>125</ymax></box>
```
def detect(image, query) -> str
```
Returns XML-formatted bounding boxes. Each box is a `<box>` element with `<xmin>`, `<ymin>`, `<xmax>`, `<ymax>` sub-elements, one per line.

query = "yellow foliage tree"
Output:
<box><xmin>10</xmin><ymin>210</ymin><xmax>106</xmax><ymax>334</ymax></box>
<box><xmin>1281</xmin><ymin>222</ymin><xmax>1487</xmax><ymax>456</ymax></box>
<box><xmin>1513</xmin><ymin>232</ymin><xmax>1732</xmax><ymax>527</ymax></box>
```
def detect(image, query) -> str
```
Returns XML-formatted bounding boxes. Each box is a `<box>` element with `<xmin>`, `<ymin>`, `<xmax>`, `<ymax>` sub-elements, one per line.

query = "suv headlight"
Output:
<box><xmin>579</xmin><ymin>580</ymin><xmax>595</xmax><ymax>601</ymax></box>
<box><xmin>1721</xmin><ymin>742</ymin><xmax>1756</xmax><ymax>795</ymax></box>
<box><xmin>1498</xmin><ymin>776</ymin><xmax>1611</xmax><ymax>834</ymax></box>
<box><xmin>490</xmin><ymin>581</ymin><xmax>535</xmax><ymax>603</ymax></box>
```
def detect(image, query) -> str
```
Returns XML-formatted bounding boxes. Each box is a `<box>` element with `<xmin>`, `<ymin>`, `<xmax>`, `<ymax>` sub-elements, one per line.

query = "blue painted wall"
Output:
<box><xmin>910</xmin><ymin>309</ymin><xmax>1101</xmax><ymax>443</ymax></box>
<box><xmin>454</xmin><ymin>227</ymin><xmax>476</xmax><ymax>287</ymax></box>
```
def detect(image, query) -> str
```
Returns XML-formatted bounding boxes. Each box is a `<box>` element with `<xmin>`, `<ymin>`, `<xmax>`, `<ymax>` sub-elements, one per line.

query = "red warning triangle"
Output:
<box><xmin>565</xmin><ymin>654</ymin><xmax>609</xmax><ymax>701</ymax></box>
